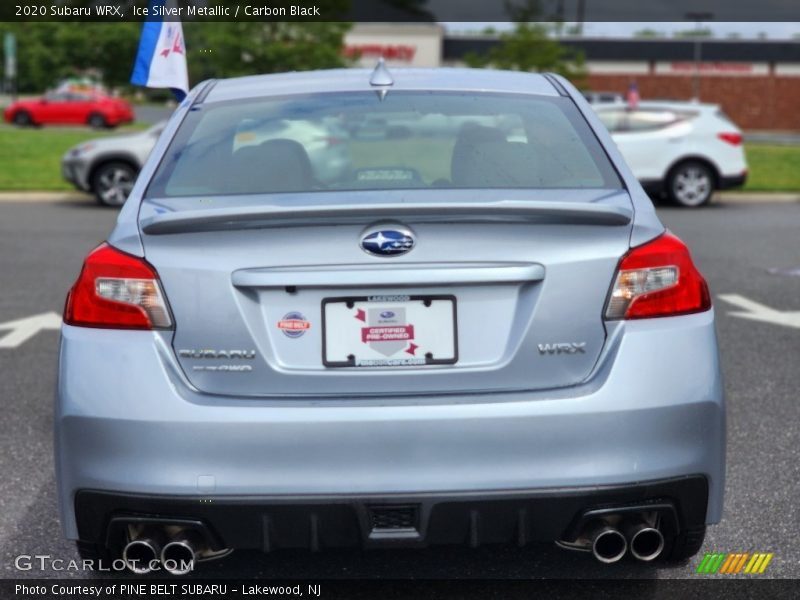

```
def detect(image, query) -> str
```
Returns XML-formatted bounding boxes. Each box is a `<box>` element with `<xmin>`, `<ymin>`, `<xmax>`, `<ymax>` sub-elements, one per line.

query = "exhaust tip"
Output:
<box><xmin>591</xmin><ymin>527</ymin><xmax>627</xmax><ymax>564</ymax></box>
<box><xmin>123</xmin><ymin>539</ymin><xmax>159</xmax><ymax>574</ymax></box>
<box><xmin>160</xmin><ymin>531</ymin><xmax>202</xmax><ymax>575</ymax></box>
<box><xmin>630</xmin><ymin>527</ymin><xmax>665</xmax><ymax>562</ymax></box>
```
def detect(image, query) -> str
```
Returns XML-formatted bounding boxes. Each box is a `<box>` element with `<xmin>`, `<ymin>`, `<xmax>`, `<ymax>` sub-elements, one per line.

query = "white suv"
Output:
<box><xmin>594</xmin><ymin>102</ymin><xmax>748</xmax><ymax>207</ymax></box>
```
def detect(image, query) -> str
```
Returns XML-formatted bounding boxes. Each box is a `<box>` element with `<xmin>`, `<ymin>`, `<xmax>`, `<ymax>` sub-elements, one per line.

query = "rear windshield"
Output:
<box><xmin>147</xmin><ymin>91</ymin><xmax>622</xmax><ymax>197</ymax></box>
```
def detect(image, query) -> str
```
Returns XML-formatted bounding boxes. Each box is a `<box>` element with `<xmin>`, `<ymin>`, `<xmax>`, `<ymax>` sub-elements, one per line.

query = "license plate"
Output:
<box><xmin>322</xmin><ymin>295</ymin><xmax>458</xmax><ymax>367</ymax></box>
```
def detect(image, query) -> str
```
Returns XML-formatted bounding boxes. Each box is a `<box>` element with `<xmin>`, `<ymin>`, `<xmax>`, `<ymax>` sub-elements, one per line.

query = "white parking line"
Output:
<box><xmin>717</xmin><ymin>294</ymin><xmax>800</xmax><ymax>329</ymax></box>
<box><xmin>0</xmin><ymin>312</ymin><xmax>62</xmax><ymax>348</ymax></box>
<box><xmin>0</xmin><ymin>192</ymin><xmax>91</xmax><ymax>203</ymax></box>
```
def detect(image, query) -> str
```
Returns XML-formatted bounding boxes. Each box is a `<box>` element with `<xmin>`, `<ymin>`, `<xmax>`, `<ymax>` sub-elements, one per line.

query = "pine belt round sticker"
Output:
<box><xmin>278</xmin><ymin>312</ymin><xmax>311</xmax><ymax>338</ymax></box>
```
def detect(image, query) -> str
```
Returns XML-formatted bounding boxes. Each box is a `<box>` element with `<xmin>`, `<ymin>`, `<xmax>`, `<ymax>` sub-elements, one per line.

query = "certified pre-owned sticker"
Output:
<box><xmin>278</xmin><ymin>312</ymin><xmax>311</xmax><ymax>338</ymax></box>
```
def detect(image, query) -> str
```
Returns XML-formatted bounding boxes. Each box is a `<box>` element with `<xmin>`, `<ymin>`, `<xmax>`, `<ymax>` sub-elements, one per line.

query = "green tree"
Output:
<box><xmin>186</xmin><ymin>22</ymin><xmax>352</xmax><ymax>83</ymax></box>
<box><xmin>634</xmin><ymin>28</ymin><xmax>664</xmax><ymax>38</ymax></box>
<box><xmin>673</xmin><ymin>28</ymin><xmax>714</xmax><ymax>38</ymax></box>
<box><xmin>1</xmin><ymin>19</ymin><xmax>352</xmax><ymax>94</ymax></box>
<box><xmin>463</xmin><ymin>22</ymin><xmax>586</xmax><ymax>81</ymax></box>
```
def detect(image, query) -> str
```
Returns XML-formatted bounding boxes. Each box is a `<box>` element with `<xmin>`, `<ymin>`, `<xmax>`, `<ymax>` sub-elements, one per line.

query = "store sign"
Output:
<box><xmin>344</xmin><ymin>44</ymin><xmax>417</xmax><ymax>63</ymax></box>
<box><xmin>656</xmin><ymin>62</ymin><xmax>769</xmax><ymax>76</ymax></box>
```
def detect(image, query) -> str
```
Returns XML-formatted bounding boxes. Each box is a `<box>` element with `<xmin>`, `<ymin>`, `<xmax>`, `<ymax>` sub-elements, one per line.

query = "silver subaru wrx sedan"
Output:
<box><xmin>56</xmin><ymin>67</ymin><xmax>724</xmax><ymax>573</ymax></box>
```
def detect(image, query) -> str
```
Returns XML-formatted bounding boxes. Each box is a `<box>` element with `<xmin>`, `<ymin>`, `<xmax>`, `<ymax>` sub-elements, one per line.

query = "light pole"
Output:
<box><xmin>3</xmin><ymin>32</ymin><xmax>16</xmax><ymax>102</ymax></box>
<box><xmin>685</xmin><ymin>12</ymin><xmax>713</xmax><ymax>101</ymax></box>
<box><xmin>575</xmin><ymin>0</ymin><xmax>586</xmax><ymax>35</ymax></box>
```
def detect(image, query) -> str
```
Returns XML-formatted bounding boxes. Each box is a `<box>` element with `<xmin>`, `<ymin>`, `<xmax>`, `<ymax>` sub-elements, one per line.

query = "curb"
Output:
<box><xmin>0</xmin><ymin>191</ymin><xmax>93</xmax><ymax>203</ymax></box>
<box><xmin>715</xmin><ymin>192</ymin><xmax>800</xmax><ymax>204</ymax></box>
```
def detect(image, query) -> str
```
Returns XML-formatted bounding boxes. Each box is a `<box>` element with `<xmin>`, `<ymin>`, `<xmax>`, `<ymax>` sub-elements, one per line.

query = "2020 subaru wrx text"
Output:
<box><xmin>56</xmin><ymin>67</ymin><xmax>724</xmax><ymax>573</ymax></box>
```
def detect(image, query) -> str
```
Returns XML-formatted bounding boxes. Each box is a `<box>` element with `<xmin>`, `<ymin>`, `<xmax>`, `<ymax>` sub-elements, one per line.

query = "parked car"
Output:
<box><xmin>62</xmin><ymin>122</ymin><xmax>165</xmax><ymax>206</ymax></box>
<box><xmin>593</xmin><ymin>101</ymin><xmax>748</xmax><ymax>207</ymax></box>
<box><xmin>582</xmin><ymin>91</ymin><xmax>624</xmax><ymax>104</ymax></box>
<box><xmin>63</xmin><ymin>118</ymin><xmax>349</xmax><ymax>207</ymax></box>
<box><xmin>3</xmin><ymin>91</ymin><xmax>134</xmax><ymax>128</ymax></box>
<box><xmin>57</xmin><ymin>68</ymin><xmax>723</xmax><ymax>573</ymax></box>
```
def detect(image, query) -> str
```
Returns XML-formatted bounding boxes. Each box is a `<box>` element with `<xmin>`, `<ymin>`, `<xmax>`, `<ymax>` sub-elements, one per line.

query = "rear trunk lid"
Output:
<box><xmin>139</xmin><ymin>189</ymin><xmax>632</xmax><ymax>398</ymax></box>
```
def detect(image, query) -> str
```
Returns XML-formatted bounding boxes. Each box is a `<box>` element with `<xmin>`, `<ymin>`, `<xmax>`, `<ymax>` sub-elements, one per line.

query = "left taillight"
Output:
<box><xmin>605</xmin><ymin>232</ymin><xmax>711</xmax><ymax>320</ymax></box>
<box><xmin>64</xmin><ymin>243</ymin><xmax>173</xmax><ymax>329</ymax></box>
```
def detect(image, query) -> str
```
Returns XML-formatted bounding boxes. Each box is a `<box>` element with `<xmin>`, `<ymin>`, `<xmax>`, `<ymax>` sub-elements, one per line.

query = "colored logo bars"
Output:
<box><xmin>697</xmin><ymin>552</ymin><xmax>773</xmax><ymax>575</ymax></box>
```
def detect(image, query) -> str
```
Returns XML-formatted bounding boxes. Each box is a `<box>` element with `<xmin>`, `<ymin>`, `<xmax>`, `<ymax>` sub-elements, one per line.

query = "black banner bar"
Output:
<box><xmin>3</xmin><ymin>578</ymin><xmax>800</xmax><ymax>600</ymax></box>
<box><xmin>2</xmin><ymin>0</ymin><xmax>800</xmax><ymax>23</ymax></box>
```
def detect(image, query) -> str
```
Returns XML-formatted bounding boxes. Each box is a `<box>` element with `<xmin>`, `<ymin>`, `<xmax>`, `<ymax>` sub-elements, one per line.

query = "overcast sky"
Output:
<box><xmin>443</xmin><ymin>22</ymin><xmax>800</xmax><ymax>39</ymax></box>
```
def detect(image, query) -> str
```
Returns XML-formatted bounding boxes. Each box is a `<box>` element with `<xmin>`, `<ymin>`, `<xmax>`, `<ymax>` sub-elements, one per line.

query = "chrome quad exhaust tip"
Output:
<box><xmin>624</xmin><ymin>519</ymin><xmax>665</xmax><ymax>562</ymax></box>
<box><xmin>588</xmin><ymin>522</ymin><xmax>628</xmax><ymax>564</ymax></box>
<box><xmin>556</xmin><ymin>503</ymin><xmax>674</xmax><ymax>564</ymax></box>
<box><xmin>160</xmin><ymin>530</ymin><xmax>204</xmax><ymax>575</ymax></box>
<box><xmin>122</xmin><ymin>528</ymin><xmax>165</xmax><ymax>574</ymax></box>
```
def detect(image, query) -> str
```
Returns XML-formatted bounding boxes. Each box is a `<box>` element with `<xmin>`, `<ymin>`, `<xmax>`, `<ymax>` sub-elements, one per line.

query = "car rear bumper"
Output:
<box><xmin>56</xmin><ymin>309</ymin><xmax>725</xmax><ymax>545</ymax></box>
<box><xmin>74</xmin><ymin>476</ymin><xmax>709</xmax><ymax>552</ymax></box>
<box><xmin>718</xmin><ymin>172</ymin><xmax>748</xmax><ymax>190</ymax></box>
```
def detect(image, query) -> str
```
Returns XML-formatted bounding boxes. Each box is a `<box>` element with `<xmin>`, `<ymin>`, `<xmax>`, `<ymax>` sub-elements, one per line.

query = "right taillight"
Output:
<box><xmin>64</xmin><ymin>243</ymin><xmax>173</xmax><ymax>329</ymax></box>
<box><xmin>717</xmin><ymin>132</ymin><xmax>742</xmax><ymax>146</ymax></box>
<box><xmin>605</xmin><ymin>232</ymin><xmax>711</xmax><ymax>320</ymax></box>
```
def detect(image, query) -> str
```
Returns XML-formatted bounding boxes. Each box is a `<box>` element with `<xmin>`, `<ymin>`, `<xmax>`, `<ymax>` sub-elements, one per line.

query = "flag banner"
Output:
<box><xmin>626</xmin><ymin>81</ymin><xmax>640</xmax><ymax>109</ymax></box>
<box><xmin>130</xmin><ymin>0</ymin><xmax>188</xmax><ymax>101</ymax></box>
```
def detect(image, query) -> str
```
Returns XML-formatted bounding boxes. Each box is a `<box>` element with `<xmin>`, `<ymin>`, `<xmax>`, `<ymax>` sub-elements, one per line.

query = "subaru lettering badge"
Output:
<box><xmin>360</xmin><ymin>227</ymin><xmax>415</xmax><ymax>257</ymax></box>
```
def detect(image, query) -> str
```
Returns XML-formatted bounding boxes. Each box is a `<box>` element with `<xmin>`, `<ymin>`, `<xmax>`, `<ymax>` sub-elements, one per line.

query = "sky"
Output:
<box><xmin>443</xmin><ymin>22</ymin><xmax>800</xmax><ymax>40</ymax></box>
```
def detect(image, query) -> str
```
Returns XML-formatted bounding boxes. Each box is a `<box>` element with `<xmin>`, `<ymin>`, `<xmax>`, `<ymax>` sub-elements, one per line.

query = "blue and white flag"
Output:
<box><xmin>130</xmin><ymin>1</ymin><xmax>188</xmax><ymax>101</ymax></box>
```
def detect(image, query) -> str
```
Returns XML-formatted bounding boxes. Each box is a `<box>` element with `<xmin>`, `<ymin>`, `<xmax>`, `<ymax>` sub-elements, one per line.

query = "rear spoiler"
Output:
<box><xmin>140</xmin><ymin>200</ymin><xmax>632</xmax><ymax>235</ymax></box>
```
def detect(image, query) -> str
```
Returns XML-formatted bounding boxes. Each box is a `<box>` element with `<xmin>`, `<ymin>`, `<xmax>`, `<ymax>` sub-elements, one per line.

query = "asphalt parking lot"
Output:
<box><xmin>0</xmin><ymin>196</ymin><xmax>797</xmax><ymax>581</ymax></box>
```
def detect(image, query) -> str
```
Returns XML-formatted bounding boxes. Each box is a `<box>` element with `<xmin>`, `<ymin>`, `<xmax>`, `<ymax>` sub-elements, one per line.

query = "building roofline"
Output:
<box><xmin>443</xmin><ymin>36</ymin><xmax>800</xmax><ymax>63</ymax></box>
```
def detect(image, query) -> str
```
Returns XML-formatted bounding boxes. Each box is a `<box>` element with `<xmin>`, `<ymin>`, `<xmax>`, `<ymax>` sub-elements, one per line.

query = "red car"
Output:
<box><xmin>3</xmin><ymin>91</ymin><xmax>134</xmax><ymax>128</ymax></box>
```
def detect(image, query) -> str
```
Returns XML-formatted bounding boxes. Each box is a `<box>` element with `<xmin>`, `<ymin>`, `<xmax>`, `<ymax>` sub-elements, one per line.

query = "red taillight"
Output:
<box><xmin>605</xmin><ymin>232</ymin><xmax>711</xmax><ymax>320</ymax></box>
<box><xmin>717</xmin><ymin>132</ymin><xmax>742</xmax><ymax>146</ymax></box>
<box><xmin>64</xmin><ymin>243</ymin><xmax>172</xmax><ymax>329</ymax></box>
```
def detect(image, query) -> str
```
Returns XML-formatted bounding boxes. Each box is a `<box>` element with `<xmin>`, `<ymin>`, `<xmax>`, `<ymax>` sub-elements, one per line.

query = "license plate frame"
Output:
<box><xmin>321</xmin><ymin>294</ymin><xmax>458</xmax><ymax>368</ymax></box>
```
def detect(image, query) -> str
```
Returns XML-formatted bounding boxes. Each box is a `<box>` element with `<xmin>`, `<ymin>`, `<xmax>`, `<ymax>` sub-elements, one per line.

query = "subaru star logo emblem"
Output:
<box><xmin>360</xmin><ymin>227</ymin><xmax>415</xmax><ymax>257</ymax></box>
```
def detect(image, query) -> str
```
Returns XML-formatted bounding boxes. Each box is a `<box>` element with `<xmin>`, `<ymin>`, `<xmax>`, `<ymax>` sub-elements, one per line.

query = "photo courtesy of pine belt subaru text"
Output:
<box><xmin>56</xmin><ymin>63</ymin><xmax>725</xmax><ymax>573</ymax></box>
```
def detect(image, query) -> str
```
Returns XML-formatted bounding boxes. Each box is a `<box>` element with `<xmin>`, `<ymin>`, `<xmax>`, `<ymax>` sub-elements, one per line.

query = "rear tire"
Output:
<box><xmin>663</xmin><ymin>525</ymin><xmax>706</xmax><ymax>562</ymax></box>
<box><xmin>667</xmin><ymin>161</ymin><xmax>715</xmax><ymax>208</ymax></box>
<box><xmin>91</xmin><ymin>161</ymin><xmax>137</xmax><ymax>207</ymax></box>
<box><xmin>12</xmin><ymin>111</ymin><xmax>33</xmax><ymax>127</ymax></box>
<box><xmin>87</xmin><ymin>113</ymin><xmax>108</xmax><ymax>129</ymax></box>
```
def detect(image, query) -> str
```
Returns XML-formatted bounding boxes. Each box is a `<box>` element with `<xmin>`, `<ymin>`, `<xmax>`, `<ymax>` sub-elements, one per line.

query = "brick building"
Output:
<box><xmin>445</xmin><ymin>37</ymin><xmax>800</xmax><ymax>132</ymax></box>
<box><xmin>344</xmin><ymin>25</ymin><xmax>800</xmax><ymax>131</ymax></box>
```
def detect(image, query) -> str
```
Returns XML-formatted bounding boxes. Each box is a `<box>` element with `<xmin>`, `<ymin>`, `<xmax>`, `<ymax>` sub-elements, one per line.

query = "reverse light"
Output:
<box><xmin>717</xmin><ymin>132</ymin><xmax>742</xmax><ymax>146</ymax></box>
<box><xmin>64</xmin><ymin>243</ymin><xmax>172</xmax><ymax>329</ymax></box>
<box><xmin>605</xmin><ymin>232</ymin><xmax>711</xmax><ymax>320</ymax></box>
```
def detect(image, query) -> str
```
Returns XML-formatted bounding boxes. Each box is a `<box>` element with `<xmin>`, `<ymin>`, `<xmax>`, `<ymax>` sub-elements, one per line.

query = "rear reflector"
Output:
<box><xmin>717</xmin><ymin>132</ymin><xmax>742</xmax><ymax>146</ymax></box>
<box><xmin>605</xmin><ymin>232</ymin><xmax>711</xmax><ymax>320</ymax></box>
<box><xmin>64</xmin><ymin>243</ymin><xmax>172</xmax><ymax>329</ymax></box>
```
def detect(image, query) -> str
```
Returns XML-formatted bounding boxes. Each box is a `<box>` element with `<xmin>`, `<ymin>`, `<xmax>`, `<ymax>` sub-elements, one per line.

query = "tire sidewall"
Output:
<box><xmin>13</xmin><ymin>111</ymin><xmax>32</xmax><ymax>126</ymax></box>
<box><xmin>88</xmin><ymin>113</ymin><xmax>108</xmax><ymax>129</ymax></box>
<box><xmin>667</xmin><ymin>161</ymin><xmax>715</xmax><ymax>208</ymax></box>
<box><xmin>91</xmin><ymin>161</ymin><xmax>137</xmax><ymax>207</ymax></box>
